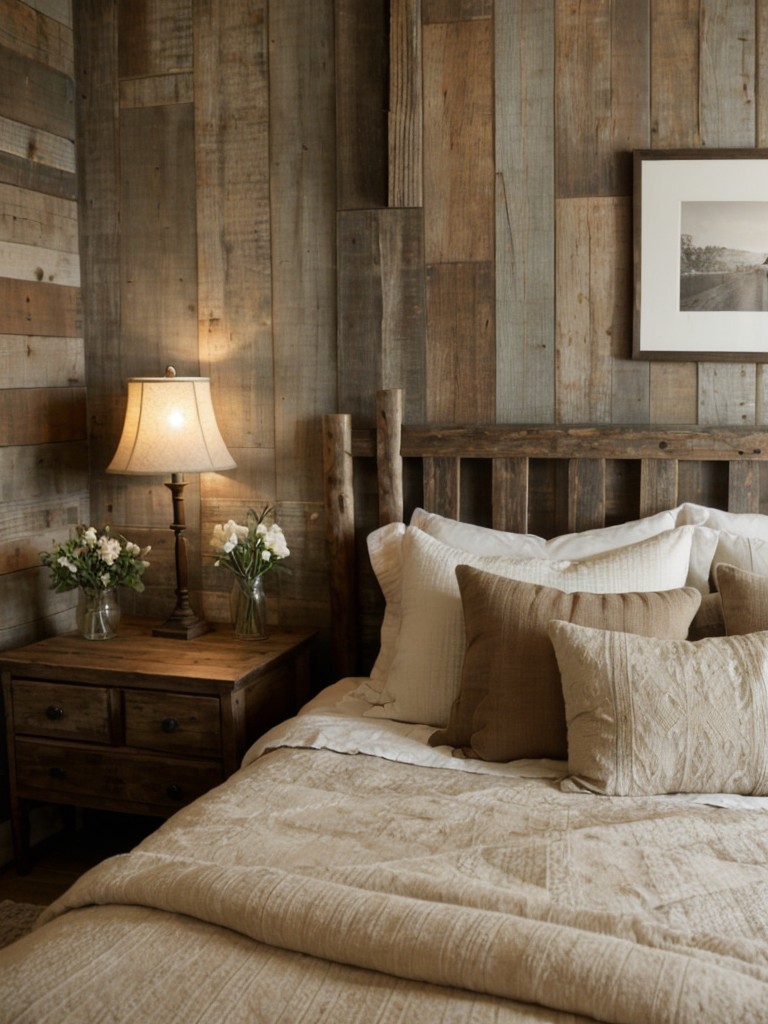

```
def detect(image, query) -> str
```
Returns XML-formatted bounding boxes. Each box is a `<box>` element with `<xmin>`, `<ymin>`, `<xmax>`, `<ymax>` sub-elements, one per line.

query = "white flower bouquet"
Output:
<box><xmin>210</xmin><ymin>506</ymin><xmax>290</xmax><ymax>580</ymax></box>
<box><xmin>41</xmin><ymin>525</ymin><xmax>151</xmax><ymax>593</ymax></box>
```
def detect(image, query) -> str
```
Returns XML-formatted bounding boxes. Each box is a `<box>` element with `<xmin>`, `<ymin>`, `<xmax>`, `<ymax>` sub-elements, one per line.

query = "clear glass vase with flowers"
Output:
<box><xmin>209</xmin><ymin>506</ymin><xmax>290</xmax><ymax>640</ymax></box>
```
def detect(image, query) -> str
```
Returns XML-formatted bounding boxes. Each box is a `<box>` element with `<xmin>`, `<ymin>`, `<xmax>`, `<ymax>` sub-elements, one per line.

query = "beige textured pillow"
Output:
<box><xmin>367</xmin><ymin>525</ymin><xmax>697</xmax><ymax>727</ymax></box>
<box><xmin>716</xmin><ymin>562</ymin><xmax>768</xmax><ymax>635</ymax></box>
<box><xmin>549</xmin><ymin>620</ymin><xmax>768</xmax><ymax>796</ymax></box>
<box><xmin>430</xmin><ymin>568</ymin><xmax>701</xmax><ymax>760</ymax></box>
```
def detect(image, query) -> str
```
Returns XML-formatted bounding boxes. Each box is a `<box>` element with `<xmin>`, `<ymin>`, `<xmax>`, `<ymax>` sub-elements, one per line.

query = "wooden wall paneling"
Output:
<box><xmin>555</xmin><ymin>199</ymin><xmax>612</xmax><ymax>424</ymax></box>
<box><xmin>422</xmin><ymin>456</ymin><xmax>460</xmax><ymax>518</ymax></box>
<box><xmin>698</xmin><ymin>364</ymin><xmax>757</xmax><ymax>425</ymax></box>
<box><xmin>495</xmin><ymin>0</ymin><xmax>555</xmax><ymax>424</ymax></box>
<box><xmin>0</xmin><ymin>241</ymin><xmax>79</xmax><ymax>286</ymax></box>
<box><xmin>0</xmin><ymin>182</ymin><xmax>78</xmax><ymax>252</ymax></box>
<box><xmin>73</xmin><ymin>0</ymin><xmax>121</xmax><ymax>526</ymax></box>
<box><xmin>194</xmin><ymin>0</ymin><xmax>272</xmax><ymax>457</ymax></box>
<box><xmin>650</xmin><ymin>0</ymin><xmax>701</xmax><ymax>147</ymax></box>
<box><xmin>0</xmin><ymin>0</ymin><xmax>74</xmax><ymax>76</ymax></box>
<box><xmin>422</xmin><ymin>16</ymin><xmax>493</xmax><ymax>263</ymax></box>
<box><xmin>120</xmin><ymin>72</ymin><xmax>194</xmax><ymax>109</ymax></box>
<box><xmin>728</xmin><ymin>460</ymin><xmax>761</xmax><ymax>512</ymax></box>
<box><xmin>492</xmin><ymin>457</ymin><xmax>529</xmax><ymax>533</ymax></box>
<box><xmin>337</xmin><ymin>208</ymin><xmax>426</xmax><ymax>424</ymax></box>
<box><xmin>118</xmin><ymin>104</ymin><xmax>197</xmax><ymax>374</ymax></box>
<box><xmin>0</xmin><ymin>114</ymin><xmax>75</xmax><ymax>175</ymax></box>
<box><xmin>0</xmin><ymin>276</ymin><xmax>79</xmax><ymax>335</ymax></box>
<box><xmin>117</xmin><ymin>0</ymin><xmax>193</xmax><ymax>79</ymax></box>
<box><xmin>649</xmin><ymin>363</ymin><xmax>699</xmax><ymax>423</ymax></box>
<box><xmin>0</xmin><ymin>151</ymin><xmax>75</xmax><ymax>201</ymax></box>
<box><xmin>0</xmin><ymin>44</ymin><xmax>74</xmax><ymax>138</ymax></box>
<box><xmin>389</xmin><ymin>0</ymin><xmax>422</xmax><ymax>208</ymax></box>
<box><xmin>0</xmin><ymin>572</ymin><xmax>75</xmax><ymax>651</ymax></box>
<box><xmin>0</xmin><ymin>335</ymin><xmax>83</xmax><ymax>387</ymax></box>
<box><xmin>269</xmin><ymin>0</ymin><xmax>337</xmax><ymax>623</ymax></box>
<box><xmin>25</xmin><ymin>0</ymin><xmax>71</xmax><ymax>28</ymax></box>
<box><xmin>335</xmin><ymin>0</ymin><xmax>388</xmax><ymax>210</ymax></box>
<box><xmin>639</xmin><ymin>458</ymin><xmax>679</xmax><ymax>516</ymax></box>
<box><xmin>568</xmin><ymin>458</ymin><xmax>606</xmax><ymax>532</ymax></box>
<box><xmin>425</xmin><ymin>262</ymin><xmax>495</xmax><ymax>423</ymax></box>
<box><xmin>758</xmin><ymin>0</ymin><xmax>768</xmax><ymax>145</ymax></box>
<box><xmin>422</xmin><ymin>0</ymin><xmax>491</xmax><ymax>20</ymax></box>
<box><xmin>700</xmin><ymin>0</ymin><xmax>756</xmax><ymax>147</ymax></box>
<box><xmin>556</xmin><ymin>0</ymin><xmax>650</xmax><ymax>199</ymax></box>
<box><xmin>0</xmin><ymin>386</ymin><xmax>85</xmax><ymax>445</ymax></box>
<box><xmin>0</xmin><ymin>490</ymin><xmax>89</xmax><ymax>574</ymax></box>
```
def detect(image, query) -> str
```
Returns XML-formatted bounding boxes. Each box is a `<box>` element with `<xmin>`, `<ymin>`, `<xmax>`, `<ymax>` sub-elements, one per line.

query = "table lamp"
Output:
<box><xmin>107</xmin><ymin>366</ymin><xmax>236</xmax><ymax>639</ymax></box>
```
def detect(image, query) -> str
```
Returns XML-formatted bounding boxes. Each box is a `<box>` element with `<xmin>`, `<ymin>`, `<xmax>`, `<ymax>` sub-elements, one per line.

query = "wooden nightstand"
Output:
<box><xmin>1</xmin><ymin>621</ymin><xmax>316</xmax><ymax>871</ymax></box>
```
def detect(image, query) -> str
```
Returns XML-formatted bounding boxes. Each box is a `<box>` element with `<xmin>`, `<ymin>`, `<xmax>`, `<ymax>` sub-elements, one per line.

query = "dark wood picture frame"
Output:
<box><xmin>633</xmin><ymin>148</ymin><xmax>768</xmax><ymax>361</ymax></box>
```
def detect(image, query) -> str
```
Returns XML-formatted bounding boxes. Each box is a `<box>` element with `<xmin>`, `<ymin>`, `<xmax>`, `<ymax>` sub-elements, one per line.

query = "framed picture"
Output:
<box><xmin>633</xmin><ymin>149</ymin><xmax>768</xmax><ymax>361</ymax></box>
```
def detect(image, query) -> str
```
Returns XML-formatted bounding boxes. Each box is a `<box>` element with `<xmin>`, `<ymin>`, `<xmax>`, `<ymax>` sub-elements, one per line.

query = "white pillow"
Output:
<box><xmin>366</xmin><ymin>525</ymin><xmax>698</xmax><ymax>727</ymax></box>
<box><xmin>412</xmin><ymin>506</ymin><xmax>714</xmax><ymax>594</ymax></box>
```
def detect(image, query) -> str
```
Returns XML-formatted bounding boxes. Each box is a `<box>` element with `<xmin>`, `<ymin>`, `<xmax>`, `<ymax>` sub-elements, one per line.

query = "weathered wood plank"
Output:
<box><xmin>0</xmin><ymin>276</ymin><xmax>79</xmax><ymax>335</ymax></box>
<box><xmin>568</xmin><ymin>458</ymin><xmax>606</xmax><ymax>532</ymax></box>
<box><xmin>699</xmin><ymin>363</ymin><xmax>757</xmax><ymax>425</ymax></box>
<box><xmin>0</xmin><ymin>492</ymin><xmax>89</xmax><ymax>574</ymax></box>
<box><xmin>0</xmin><ymin>568</ymin><xmax>76</xmax><ymax>650</ymax></box>
<box><xmin>758</xmin><ymin>0</ymin><xmax>768</xmax><ymax>145</ymax></box>
<box><xmin>0</xmin><ymin>386</ymin><xmax>86</xmax><ymax>445</ymax></box>
<box><xmin>425</xmin><ymin>261</ymin><xmax>495</xmax><ymax>423</ymax></box>
<box><xmin>24</xmin><ymin>0</ymin><xmax>72</xmax><ymax>29</ymax></box>
<box><xmin>389</xmin><ymin>0</ymin><xmax>422</xmax><ymax>207</ymax></box>
<box><xmin>73</xmin><ymin>0</ymin><xmax>122</xmax><ymax>524</ymax></box>
<box><xmin>118</xmin><ymin>0</ymin><xmax>193</xmax><ymax>78</ymax></box>
<box><xmin>0</xmin><ymin>441</ymin><xmax>88</xmax><ymax>503</ymax></box>
<box><xmin>492</xmin><ymin>457</ymin><xmax>529</xmax><ymax>533</ymax></box>
<box><xmin>0</xmin><ymin>182</ymin><xmax>78</xmax><ymax>251</ymax></box>
<box><xmin>270</xmin><ymin>0</ymin><xmax>337</xmax><ymax>503</ymax></box>
<box><xmin>422</xmin><ymin>0</ymin><xmax>491</xmax><ymax>20</ymax></box>
<box><xmin>0</xmin><ymin>150</ymin><xmax>76</xmax><ymax>200</ymax></box>
<box><xmin>556</xmin><ymin>0</ymin><xmax>650</xmax><ymax>198</ymax></box>
<box><xmin>335</xmin><ymin>0</ymin><xmax>388</xmax><ymax>209</ymax></box>
<box><xmin>322</xmin><ymin>413</ymin><xmax>356</xmax><ymax>678</ymax></box>
<box><xmin>495</xmin><ymin>0</ymin><xmax>554</xmax><ymax>423</ymax></box>
<box><xmin>119</xmin><ymin>72</ymin><xmax>193</xmax><ymax>108</ymax></box>
<box><xmin>0</xmin><ymin>0</ymin><xmax>74</xmax><ymax>76</ymax></box>
<box><xmin>118</xmin><ymin>103</ymin><xmax>197</xmax><ymax>370</ymax></box>
<box><xmin>423</xmin><ymin>456</ymin><xmax>460</xmax><ymax>518</ymax></box>
<box><xmin>337</xmin><ymin>208</ymin><xmax>426</xmax><ymax>425</ymax></box>
<box><xmin>194</xmin><ymin>0</ymin><xmax>272</xmax><ymax>464</ymax></box>
<box><xmin>0</xmin><ymin>239</ymin><xmax>79</xmax><ymax>286</ymax></box>
<box><xmin>0</xmin><ymin>114</ymin><xmax>75</xmax><ymax>173</ymax></box>
<box><xmin>0</xmin><ymin>42</ymin><xmax>75</xmax><ymax>139</ymax></box>
<box><xmin>650</xmin><ymin>0</ymin><xmax>702</xmax><ymax>147</ymax></box>
<box><xmin>700</xmin><ymin>0</ymin><xmax>755</xmax><ymax>147</ymax></box>
<box><xmin>639</xmin><ymin>458</ymin><xmax>679</xmax><ymax>516</ymax></box>
<box><xmin>728</xmin><ymin>460</ymin><xmax>761</xmax><ymax>513</ymax></box>
<box><xmin>555</xmin><ymin>198</ymin><xmax>612</xmax><ymax>424</ymax></box>
<box><xmin>423</xmin><ymin>17</ymin><xmax>493</xmax><ymax>262</ymax></box>
<box><xmin>0</xmin><ymin>334</ymin><xmax>84</xmax><ymax>386</ymax></box>
<box><xmin>376</xmin><ymin>388</ymin><xmax>404</xmax><ymax>526</ymax></box>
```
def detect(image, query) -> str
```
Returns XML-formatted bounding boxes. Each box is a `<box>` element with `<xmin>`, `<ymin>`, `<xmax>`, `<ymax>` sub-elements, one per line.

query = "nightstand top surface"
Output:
<box><xmin>0</xmin><ymin>620</ymin><xmax>316</xmax><ymax>691</ymax></box>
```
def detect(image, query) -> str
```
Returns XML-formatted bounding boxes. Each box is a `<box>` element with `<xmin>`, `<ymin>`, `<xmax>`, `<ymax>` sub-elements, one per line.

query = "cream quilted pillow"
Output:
<box><xmin>549</xmin><ymin>620</ymin><xmax>768</xmax><ymax>796</ymax></box>
<box><xmin>366</xmin><ymin>525</ymin><xmax>698</xmax><ymax>727</ymax></box>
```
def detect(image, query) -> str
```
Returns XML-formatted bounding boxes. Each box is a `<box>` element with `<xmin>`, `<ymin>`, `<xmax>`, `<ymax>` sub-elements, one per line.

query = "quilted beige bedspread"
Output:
<box><xmin>2</xmin><ymin>737</ymin><xmax>768</xmax><ymax>1023</ymax></box>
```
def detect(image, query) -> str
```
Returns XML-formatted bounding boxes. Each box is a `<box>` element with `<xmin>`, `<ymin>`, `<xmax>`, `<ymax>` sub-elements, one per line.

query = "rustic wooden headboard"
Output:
<box><xmin>323</xmin><ymin>388</ymin><xmax>768</xmax><ymax>680</ymax></box>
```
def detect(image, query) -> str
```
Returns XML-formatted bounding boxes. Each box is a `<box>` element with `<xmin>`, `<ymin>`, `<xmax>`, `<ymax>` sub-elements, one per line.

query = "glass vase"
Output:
<box><xmin>230</xmin><ymin>576</ymin><xmax>268</xmax><ymax>640</ymax></box>
<box><xmin>76</xmin><ymin>587</ymin><xmax>121</xmax><ymax>640</ymax></box>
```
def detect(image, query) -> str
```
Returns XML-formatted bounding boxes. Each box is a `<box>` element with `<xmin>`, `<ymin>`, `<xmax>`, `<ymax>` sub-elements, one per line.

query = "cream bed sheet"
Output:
<box><xmin>1</xmin><ymin>685</ymin><xmax>768</xmax><ymax>1024</ymax></box>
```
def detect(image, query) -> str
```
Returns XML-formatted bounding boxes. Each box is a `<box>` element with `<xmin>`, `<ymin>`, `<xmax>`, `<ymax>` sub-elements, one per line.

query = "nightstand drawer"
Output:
<box><xmin>124</xmin><ymin>691</ymin><xmax>222</xmax><ymax>757</ymax></box>
<box><xmin>15</xmin><ymin>739</ymin><xmax>224</xmax><ymax>812</ymax></box>
<box><xmin>11</xmin><ymin>680</ymin><xmax>114</xmax><ymax>744</ymax></box>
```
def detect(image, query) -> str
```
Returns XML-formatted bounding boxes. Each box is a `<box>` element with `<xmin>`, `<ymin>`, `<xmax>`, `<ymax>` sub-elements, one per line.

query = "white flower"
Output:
<box><xmin>82</xmin><ymin>527</ymin><xmax>98</xmax><ymax>546</ymax></box>
<box><xmin>97</xmin><ymin>536</ymin><xmax>122</xmax><ymax>566</ymax></box>
<box><xmin>58</xmin><ymin>555</ymin><xmax>78</xmax><ymax>575</ymax></box>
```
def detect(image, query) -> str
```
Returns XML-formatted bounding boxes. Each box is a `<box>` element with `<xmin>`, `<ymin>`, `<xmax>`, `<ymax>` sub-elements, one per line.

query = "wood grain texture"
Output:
<box><xmin>0</xmin><ymin>335</ymin><xmax>83</xmax><ymax>387</ymax></box>
<box><xmin>425</xmin><ymin>261</ymin><xmax>495</xmax><ymax>423</ymax></box>
<box><xmin>194</xmin><ymin>0</ymin><xmax>272</xmax><ymax>460</ymax></box>
<box><xmin>0</xmin><ymin>114</ymin><xmax>75</xmax><ymax>174</ymax></box>
<box><xmin>389</xmin><ymin>0</ymin><xmax>422</xmax><ymax>207</ymax></box>
<box><xmin>335</xmin><ymin>0</ymin><xmax>388</xmax><ymax>209</ymax></box>
<box><xmin>0</xmin><ymin>182</ymin><xmax>78</xmax><ymax>252</ymax></box>
<box><xmin>0</xmin><ymin>42</ymin><xmax>75</xmax><ymax>139</ymax></box>
<box><xmin>422</xmin><ymin>0</ymin><xmax>491</xmax><ymax>20</ymax></box>
<box><xmin>0</xmin><ymin>0</ymin><xmax>74</xmax><ymax>76</ymax></box>
<box><xmin>423</xmin><ymin>17</ymin><xmax>493</xmax><ymax>262</ymax></box>
<box><xmin>556</xmin><ymin>0</ymin><xmax>650</xmax><ymax>198</ymax></box>
<box><xmin>269</xmin><ymin>0</ymin><xmax>337</xmax><ymax>504</ymax></box>
<box><xmin>322</xmin><ymin>412</ymin><xmax>356</xmax><ymax>680</ymax></box>
<box><xmin>495</xmin><ymin>0</ymin><xmax>555</xmax><ymax>424</ymax></box>
<box><xmin>0</xmin><ymin>276</ymin><xmax>79</xmax><ymax>335</ymax></box>
<box><xmin>650</xmin><ymin>0</ymin><xmax>702</xmax><ymax>147</ymax></box>
<box><xmin>0</xmin><ymin>386</ymin><xmax>85</xmax><ymax>445</ymax></box>
<box><xmin>117</xmin><ymin>0</ymin><xmax>192</xmax><ymax>78</ymax></box>
<box><xmin>700</xmin><ymin>0</ymin><xmax>755</xmax><ymax>147</ymax></box>
<box><xmin>337</xmin><ymin>208</ymin><xmax>426</xmax><ymax>425</ymax></box>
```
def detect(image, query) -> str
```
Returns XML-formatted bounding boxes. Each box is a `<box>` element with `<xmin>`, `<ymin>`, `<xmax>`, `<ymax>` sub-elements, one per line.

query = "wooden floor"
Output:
<box><xmin>0</xmin><ymin>811</ymin><xmax>160</xmax><ymax>906</ymax></box>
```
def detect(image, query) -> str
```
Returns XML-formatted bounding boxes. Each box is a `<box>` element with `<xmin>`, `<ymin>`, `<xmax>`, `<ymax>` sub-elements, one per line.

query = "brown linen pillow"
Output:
<box><xmin>549</xmin><ymin>619</ymin><xmax>768</xmax><ymax>796</ymax></box>
<box><xmin>716</xmin><ymin>562</ymin><xmax>768</xmax><ymax>635</ymax></box>
<box><xmin>429</xmin><ymin>566</ymin><xmax>701</xmax><ymax>761</ymax></box>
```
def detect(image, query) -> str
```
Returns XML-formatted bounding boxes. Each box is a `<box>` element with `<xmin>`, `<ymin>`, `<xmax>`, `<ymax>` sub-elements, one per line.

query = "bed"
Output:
<box><xmin>3</xmin><ymin>388</ymin><xmax>768</xmax><ymax>1023</ymax></box>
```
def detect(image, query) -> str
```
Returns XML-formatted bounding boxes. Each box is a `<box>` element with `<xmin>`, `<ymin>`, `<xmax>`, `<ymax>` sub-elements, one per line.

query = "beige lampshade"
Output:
<box><xmin>107</xmin><ymin>375</ymin><xmax>236</xmax><ymax>474</ymax></box>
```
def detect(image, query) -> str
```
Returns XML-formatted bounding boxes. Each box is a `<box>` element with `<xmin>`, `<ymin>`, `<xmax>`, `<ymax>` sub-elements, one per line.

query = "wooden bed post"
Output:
<box><xmin>376</xmin><ymin>388</ymin><xmax>404</xmax><ymax>525</ymax></box>
<box><xmin>323</xmin><ymin>411</ymin><xmax>357</xmax><ymax>679</ymax></box>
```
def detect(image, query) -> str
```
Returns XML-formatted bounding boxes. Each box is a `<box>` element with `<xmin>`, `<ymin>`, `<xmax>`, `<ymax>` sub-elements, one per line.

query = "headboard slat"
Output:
<box><xmin>423</xmin><ymin>457</ymin><xmax>461</xmax><ymax>519</ymax></box>
<box><xmin>492</xmin><ymin>457</ymin><xmax>529</xmax><ymax>533</ymax></box>
<box><xmin>728</xmin><ymin>461</ymin><xmax>760</xmax><ymax>514</ymax></box>
<box><xmin>639</xmin><ymin>458</ymin><xmax>679</xmax><ymax>517</ymax></box>
<box><xmin>568</xmin><ymin>459</ymin><xmax>606</xmax><ymax>533</ymax></box>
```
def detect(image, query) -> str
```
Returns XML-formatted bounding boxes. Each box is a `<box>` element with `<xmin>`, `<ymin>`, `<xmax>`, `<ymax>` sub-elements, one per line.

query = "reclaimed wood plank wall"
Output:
<box><xmin>0</xmin><ymin>0</ymin><xmax>81</xmax><ymax>650</ymax></box>
<box><xmin>5</xmin><ymin>0</ymin><xmax>768</xmax><ymax>655</ymax></box>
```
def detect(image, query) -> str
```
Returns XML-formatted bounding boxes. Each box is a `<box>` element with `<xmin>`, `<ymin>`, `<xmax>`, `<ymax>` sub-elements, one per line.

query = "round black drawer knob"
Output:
<box><xmin>49</xmin><ymin>766</ymin><xmax>67</xmax><ymax>780</ymax></box>
<box><xmin>161</xmin><ymin>717</ymin><xmax>179</xmax><ymax>734</ymax></box>
<box><xmin>166</xmin><ymin>784</ymin><xmax>183</xmax><ymax>801</ymax></box>
<box><xmin>45</xmin><ymin>705</ymin><xmax>64</xmax><ymax>721</ymax></box>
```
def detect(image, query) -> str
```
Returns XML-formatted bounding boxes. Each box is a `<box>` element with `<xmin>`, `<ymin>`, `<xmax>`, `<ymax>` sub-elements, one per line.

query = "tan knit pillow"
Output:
<box><xmin>549</xmin><ymin>620</ymin><xmax>768</xmax><ymax>796</ymax></box>
<box><xmin>716</xmin><ymin>563</ymin><xmax>768</xmax><ymax>635</ymax></box>
<box><xmin>430</xmin><ymin>568</ymin><xmax>701</xmax><ymax>760</ymax></box>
